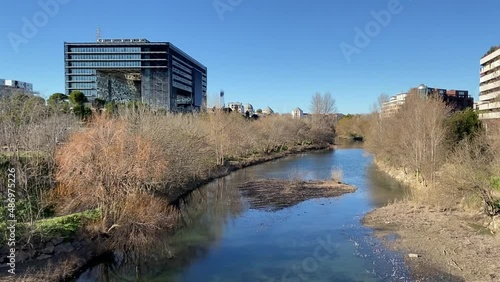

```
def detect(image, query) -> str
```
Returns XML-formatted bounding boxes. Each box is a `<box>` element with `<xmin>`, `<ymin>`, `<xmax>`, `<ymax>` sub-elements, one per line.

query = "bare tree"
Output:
<box><xmin>310</xmin><ymin>92</ymin><xmax>336</xmax><ymax>115</ymax></box>
<box><xmin>309</xmin><ymin>92</ymin><xmax>337</xmax><ymax>143</ymax></box>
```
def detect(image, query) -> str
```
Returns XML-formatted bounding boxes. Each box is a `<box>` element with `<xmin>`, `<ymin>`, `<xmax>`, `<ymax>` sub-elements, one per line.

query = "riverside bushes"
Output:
<box><xmin>0</xmin><ymin>93</ymin><xmax>80</xmax><ymax>244</ymax></box>
<box><xmin>366</xmin><ymin>92</ymin><xmax>500</xmax><ymax>216</ymax></box>
<box><xmin>52</xmin><ymin>107</ymin><xmax>335</xmax><ymax>252</ymax></box>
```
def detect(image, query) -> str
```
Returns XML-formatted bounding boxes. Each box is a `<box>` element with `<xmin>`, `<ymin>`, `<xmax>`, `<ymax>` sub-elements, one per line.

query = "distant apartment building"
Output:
<box><xmin>417</xmin><ymin>85</ymin><xmax>473</xmax><ymax>111</ymax></box>
<box><xmin>381</xmin><ymin>85</ymin><xmax>473</xmax><ymax>118</ymax></box>
<box><xmin>381</xmin><ymin>92</ymin><xmax>407</xmax><ymax>118</ymax></box>
<box><xmin>292</xmin><ymin>107</ymin><xmax>304</xmax><ymax>119</ymax></box>
<box><xmin>228</xmin><ymin>102</ymin><xmax>244</xmax><ymax>114</ymax></box>
<box><xmin>0</xmin><ymin>79</ymin><xmax>36</xmax><ymax>96</ymax></box>
<box><xmin>479</xmin><ymin>46</ymin><xmax>500</xmax><ymax>120</ymax></box>
<box><xmin>64</xmin><ymin>38</ymin><xmax>207</xmax><ymax>112</ymax></box>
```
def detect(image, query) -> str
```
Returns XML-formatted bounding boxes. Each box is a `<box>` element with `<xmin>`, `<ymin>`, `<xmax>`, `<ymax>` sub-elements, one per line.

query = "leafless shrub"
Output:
<box><xmin>331</xmin><ymin>167</ymin><xmax>343</xmax><ymax>183</ymax></box>
<box><xmin>366</xmin><ymin>93</ymin><xmax>450</xmax><ymax>188</ymax></box>
<box><xmin>55</xmin><ymin>115</ymin><xmax>170</xmax><ymax>234</ymax></box>
<box><xmin>50</xmin><ymin>104</ymin><xmax>339</xmax><ymax>253</ymax></box>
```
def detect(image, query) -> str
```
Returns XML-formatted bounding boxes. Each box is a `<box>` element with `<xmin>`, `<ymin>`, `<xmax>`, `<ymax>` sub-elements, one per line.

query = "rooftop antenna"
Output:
<box><xmin>96</xmin><ymin>27</ymin><xmax>101</xmax><ymax>42</ymax></box>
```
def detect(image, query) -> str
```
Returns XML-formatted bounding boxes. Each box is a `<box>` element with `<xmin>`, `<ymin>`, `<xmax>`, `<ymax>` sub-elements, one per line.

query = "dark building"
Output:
<box><xmin>64</xmin><ymin>39</ymin><xmax>207</xmax><ymax>111</ymax></box>
<box><xmin>416</xmin><ymin>84</ymin><xmax>473</xmax><ymax>111</ymax></box>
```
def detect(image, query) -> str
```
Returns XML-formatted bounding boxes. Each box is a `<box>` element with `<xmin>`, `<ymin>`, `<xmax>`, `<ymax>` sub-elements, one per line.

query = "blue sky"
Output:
<box><xmin>1</xmin><ymin>0</ymin><xmax>499</xmax><ymax>114</ymax></box>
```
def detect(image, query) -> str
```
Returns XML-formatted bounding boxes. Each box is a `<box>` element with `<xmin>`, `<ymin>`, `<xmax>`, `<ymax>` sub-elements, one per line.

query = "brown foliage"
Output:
<box><xmin>52</xmin><ymin>107</ymin><xmax>336</xmax><ymax>252</ymax></box>
<box><xmin>336</xmin><ymin>114</ymin><xmax>373</xmax><ymax>139</ymax></box>
<box><xmin>366</xmin><ymin>94</ymin><xmax>450</xmax><ymax>187</ymax></box>
<box><xmin>55</xmin><ymin>115</ymin><xmax>169</xmax><ymax>233</ymax></box>
<box><xmin>367</xmin><ymin>92</ymin><xmax>500</xmax><ymax>215</ymax></box>
<box><xmin>106</xmin><ymin>192</ymin><xmax>179</xmax><ymax>253</ymax></box>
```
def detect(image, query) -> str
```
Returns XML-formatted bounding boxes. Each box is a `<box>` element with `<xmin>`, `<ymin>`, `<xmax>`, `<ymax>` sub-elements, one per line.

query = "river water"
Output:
<box><xmin>78</xmin><ymin>148</ymin><xmax>411</xmax><ymax>282</ymax></box>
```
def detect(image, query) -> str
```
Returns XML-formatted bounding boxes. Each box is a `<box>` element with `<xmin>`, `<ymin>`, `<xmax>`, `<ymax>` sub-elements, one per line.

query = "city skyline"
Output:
<box><xmin>1</xmin><ymin>0</ymin><xmax>499</xmax><ymax>113</ymax></box>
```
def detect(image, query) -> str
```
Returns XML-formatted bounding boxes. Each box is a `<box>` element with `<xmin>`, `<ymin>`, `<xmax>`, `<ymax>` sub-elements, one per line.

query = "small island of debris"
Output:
<box><xmin>238</xmin><ymin>179</ymin><xmax>356</xmax><ymax>210</ymax></box>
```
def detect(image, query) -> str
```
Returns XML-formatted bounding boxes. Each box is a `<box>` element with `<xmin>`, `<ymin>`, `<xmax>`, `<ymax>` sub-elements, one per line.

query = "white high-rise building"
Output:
<box><xmin>479</xmin><ymin>47</ymin><xmax>500</xmax><ymax>120</ymax></box>
<box><xmin>381</xmin><ymin>92</ymin><xmax>407</xmax><ymax>118</ymax></box>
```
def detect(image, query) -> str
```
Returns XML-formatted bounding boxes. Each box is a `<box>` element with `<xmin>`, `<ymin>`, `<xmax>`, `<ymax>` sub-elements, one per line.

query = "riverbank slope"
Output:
<box><xmin>3</xmin><ymin>144</ymin><xmax>333</xmax><ymax>282</ymax></box>
<box><xmin>364</xmin><ymin>161</ymin><xmax>500</xmax><ymax>281</ymax></box>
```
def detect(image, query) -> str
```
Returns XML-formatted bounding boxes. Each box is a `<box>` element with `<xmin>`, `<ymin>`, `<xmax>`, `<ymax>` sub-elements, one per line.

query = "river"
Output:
<box><xmin>77</xmin><ymin>148</ymin><xmax>411</xmax><ymax>282</ymax></box>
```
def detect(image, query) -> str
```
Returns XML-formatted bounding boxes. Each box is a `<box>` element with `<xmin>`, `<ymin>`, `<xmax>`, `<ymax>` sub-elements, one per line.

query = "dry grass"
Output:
<box><xmin>54</xmin><ymin>115</ymin><xmax>177</xmax><ymax>253</ymax></box>
<box><xmin>51</xmin><ymin>110</ymin><xmax>336</xmax><ymax>252</ymax></box>
<box><xmin>331</xmin><ymin>167</ymin><xmax>343</xmax><ymax>183</ymax></box>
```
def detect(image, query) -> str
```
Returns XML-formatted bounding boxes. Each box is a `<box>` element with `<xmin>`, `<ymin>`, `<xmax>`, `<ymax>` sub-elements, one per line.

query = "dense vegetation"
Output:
<box><xmin>0</xmin><ymin>91</ymin><xmax>337</xmax><ymax>254</ymax></box>
<box><xmin>336</xmin><ymin>114</ymin><xmax>372</xmax><ymax>140</ymax></box>
<box><xmin>365</xmin><ymin>93</ymin><xmax>500</xmax><ymax>216</ymax></box>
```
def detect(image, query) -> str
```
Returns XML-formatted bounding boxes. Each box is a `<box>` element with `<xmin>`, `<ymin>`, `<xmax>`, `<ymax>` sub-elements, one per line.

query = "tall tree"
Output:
<box><xmin>69</xmin><ymin>91</ymin><xmax>87</xmax><ymax>106</ymax></box>
<box><xmin>69</xmin><ymin>91</ymin><xmax>90</xmax><ymax>119</ymax></box>
<box><xmin>310</xmin><ymin>92</ymin><xmax>336</xmax><ymax>115</ymax></box>
<box><xmin>309</xmin><ymin>92</ymin><xmax>337</xmax><ymax>143</ymax></box>
<box><xmin>48</xmin><ymin>93</ymin><xmax>70</xmax><ymax>113</ymax></box>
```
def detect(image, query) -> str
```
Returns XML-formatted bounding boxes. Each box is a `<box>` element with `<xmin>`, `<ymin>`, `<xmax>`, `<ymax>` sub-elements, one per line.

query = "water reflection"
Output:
<box><xmin>78</xmin><ymin>149</ymin><xmax>412</xmax><ymax>282</ymax></box>
<box><xmin>78</xmin><ymin>178</ymin><xmax>244</xmax><ymax>281</ymax></box>
<box><xmin>365</xmin><ymin>164</ymin><xmax>409</xmax><ymax>207</ymax></box>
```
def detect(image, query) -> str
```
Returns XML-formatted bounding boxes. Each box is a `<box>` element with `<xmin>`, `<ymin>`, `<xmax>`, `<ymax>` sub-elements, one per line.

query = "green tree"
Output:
<box><xmin>446</xmin><ymin>109</ymin><xmax>482</xmax><ymax>145</ymax></box>
<box><xmin>256</xmin><ymin>109</ymin><xmax>263</xmax><ymax>114</ymax></box>
<box><xmin>69</xmin><ymin>91</ymin><xmax>88</xmax><ymax>106</ymax></box>
<box><xmin>73</xmin><ymin>104</ymin><xmax>92</xmax><ymax>119</ymax></box>
<box><xmin>0</xmin><ymin>93</ymin><xmax>45</xmax><ymax>124</ymax></box>
<box><xmin>68</xmin><ymin>91</ymin><xmax>91</xmax><ymax>119</ymax></box>
<box><xmin>48</xmin><ymin>93</ymin><xmax>68</xmax><ymax>104</ymax></box>
<box><xmin>48</xmin><ymin>93</ymin><xmax>70</xmax><ymax>113</ymax></box>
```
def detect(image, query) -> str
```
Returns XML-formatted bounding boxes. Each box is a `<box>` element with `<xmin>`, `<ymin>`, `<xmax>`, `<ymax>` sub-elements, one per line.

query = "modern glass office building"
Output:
<box><xmin>64</xmin><ymin>39</ymin><xmax>207</xmax><ymax>111</ymax></box>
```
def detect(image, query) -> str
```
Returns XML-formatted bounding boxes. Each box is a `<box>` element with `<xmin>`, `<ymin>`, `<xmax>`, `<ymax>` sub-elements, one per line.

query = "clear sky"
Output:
<box><xmin>1</xmin><ymin>0</ymin><xmax>499</xmax><ymax>114</ymax></box>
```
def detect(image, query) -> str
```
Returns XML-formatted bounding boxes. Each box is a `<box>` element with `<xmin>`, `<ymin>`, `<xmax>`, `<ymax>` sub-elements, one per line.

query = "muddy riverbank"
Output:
<box><xmin>364</xmin><ymin>160</ymin><xmax>500</xmax><ymax>281</ymax></box>
<box><xmin>364</xmin><ymin>202</ymin><xmax>500</xmax><ymax>281</ymax></box>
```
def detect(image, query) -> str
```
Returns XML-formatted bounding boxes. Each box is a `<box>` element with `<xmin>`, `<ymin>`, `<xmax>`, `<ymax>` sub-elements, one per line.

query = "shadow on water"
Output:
<box><xmin>76</xmin><ymin>148</ymin><xmax>461</xmax><ymax>282</ymax></box>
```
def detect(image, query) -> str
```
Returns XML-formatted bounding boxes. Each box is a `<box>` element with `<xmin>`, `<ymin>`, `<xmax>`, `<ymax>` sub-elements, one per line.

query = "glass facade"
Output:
<box><xmin>70</xmin><ymin>61</ymin><xmax>141</xmax><ymax>67</ymax></box>
<box><xmin>70</xmin><ymin>54</ymin><xmax>141</xmax><ymax>60</ymax></box>
<box><xmin>69</xmin><ymin>69</ymin><xmax>96</xmax><ymax>74</ymax></box>
<box><xmin>69</xmin><ymin>47</ymin><xmax>141</xmax><ymax>53</ymax></box>
<box><xmin>69</xmin><ymin>76</ymin><xmax>96</xmax><ymax>81</ymax></box>
<box><xmin>69</xmin><ymin>82</ymin><xmax>95</xmax><ymax>89</ymax></box>
<box><xmin>65</xmin><ymin>41</ymin><xmax>207</xmax><ymax>111</ymax></box>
